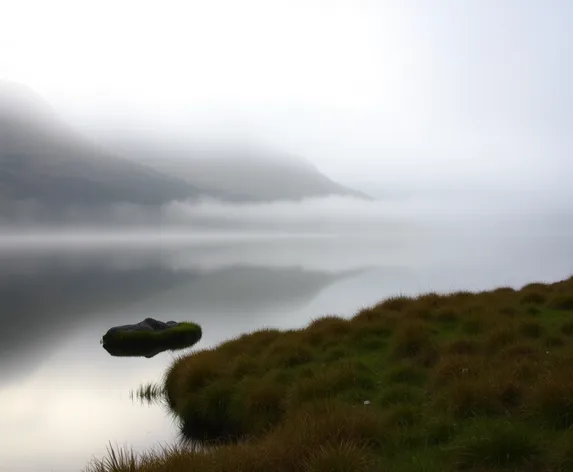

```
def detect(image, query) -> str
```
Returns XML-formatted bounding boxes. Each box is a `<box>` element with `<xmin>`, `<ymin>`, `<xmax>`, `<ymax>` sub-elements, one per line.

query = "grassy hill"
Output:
<box><xmin>87</xmin><ymin>275</ymin><xmax>573</xmax><ymax>472</ymax></box>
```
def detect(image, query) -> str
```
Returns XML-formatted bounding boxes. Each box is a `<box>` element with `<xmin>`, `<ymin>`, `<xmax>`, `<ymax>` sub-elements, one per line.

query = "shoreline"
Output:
<box><xmin>87</xmin><ymin>275</ymin><xmax>573</xmax><ymax>472</ymax></box>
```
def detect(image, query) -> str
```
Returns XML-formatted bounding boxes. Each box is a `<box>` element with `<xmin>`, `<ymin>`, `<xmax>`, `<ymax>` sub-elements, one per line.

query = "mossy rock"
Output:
<box><xmin>101</xmin><ymin>318</ymin><xmax>202</xmax><ymax>357</ymax></box>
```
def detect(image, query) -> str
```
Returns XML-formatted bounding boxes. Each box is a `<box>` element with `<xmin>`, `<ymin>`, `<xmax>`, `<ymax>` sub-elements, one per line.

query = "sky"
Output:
<box><xmin>1</xmin><ymin>0</ymin><xmax>572</xmax><ymax>197</ymax></box>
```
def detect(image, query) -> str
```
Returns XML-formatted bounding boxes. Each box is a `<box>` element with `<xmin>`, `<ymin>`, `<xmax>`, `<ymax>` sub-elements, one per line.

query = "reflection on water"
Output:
<box><xmin>103</xmin><ymin>341</ymin><xmax>197</xmax><ymax>359</ymax></box>
<box><xmin>130</xmin><ymin>382</ymin><xmax>167</xmax><ymax>406</ymax></box>
<box><xmin>0</xmin><ymin>223</ymin><xmax>572</xmax><ymax>471</ymax></box>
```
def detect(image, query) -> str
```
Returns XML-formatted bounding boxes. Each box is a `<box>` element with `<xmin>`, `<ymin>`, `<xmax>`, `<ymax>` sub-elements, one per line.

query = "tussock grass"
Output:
<box><xmin>525</xmin><ymin>359</ymin><xmax>573</xmax><ymax>430</ymax></box>
<box><xmin>520</xmin><ymin>291</ymin><xmax>547</xmax><ymax>305</ymax></box>
<box><xmin>323</xmin><ymin>344</ymin><xmax>354</xmax><ymax>361</ymax></box>
<box><xmin>546</xmin><ymin>335</ymin><xmax>566</xmax><ymax>347</ymax></box>
<box><xmin>461</xmin><ymin>315</ymin><xmax>485</xmax><ymax>335</ymax></box>
<box><xmin>389</xmin><ymin>320</ymin><xmax>440</xmax><ymax>366</ymax></box>
<box><xmin>382</xmin><ymin>404</ymin><xmax>422</xmax><ymax>427</ymax></box>
<box><xmin>378</xmin><ymin>384</ymin><xmax>425</xmax><ymax>406</ymax></box>
<box><xmin>130</xmin><ymin>382</ymin><xmax>166</xmax><ymax>405</ymax></box>
<box><xmin>449</xmin><ymin>420</ymin><xmax>542</xmax><ymax>469</ymax></box>
<box><xmin>302</xmin><ymin>439</ymin><xmax>378</xmax><ymax>472</ymax></box>
<box><xmin>561</xmin><ymin>320</ymin><xmax>573</xmax><ymax>336</ymax></box>
<box><xmin>304</xmin><ymin>316</ymin><xmax>353</xmax><ymax>346</ymax></box>
<box><xmin>435</xmin><ymin>306</ymin><xmax>459</xmax><ymax>323</ymax></box>
<box><xmin>440</xmin><ymin>376</ymin><xmax>507</xmax><ymax>419</ymax></box>
<box><xmin>549</xmin><ymin>294</ymin><xmax>573</xmax><ymax>310</ymax></box>
<box><xmin>286</xmin><ymin>359</ymin><xmax>376</xmax><ymax>408</ymax></box>
<box><xmin>84</xmin><ymin>442</ymin><xmax>207</xmax><ymax>472</ymax></box>
<box><xmin>518</xmin><ymin>320</ymin><xmax>544</xmax><ymax>339</ymax></box>
<box><xmin>433</xmin><ymin>354</ymin><xmax>484</xmax><ymax>387</ymax></box>
<box><xmin>485</xmin><ymin>326</ymin><xmax>519</xmax><ymax>354</ymax></box>
<box><xmin>497</xmin><ymin>341</ymin><xmax>541</xmax><ymax>362</ymax></box>
<box><xmin>385</xmin><ymin>361</ymin><xmax>427</xmax><ymax>386</ymax></box>
<box><xmin>379</xmin><ymin>295</ymin><xmax>414</xmax><ymax>312</ymax></box>
<box><xmin>88</xmin><ymin>276</ymin><xmax>573</xmax><ymax>472</ymax></box>
<box><xmin>445</xmin><ymin>339</ymin><xmax>481</xmax><ymax>355</ymax></box>
<box><xmin>550</xmin><ymin>432</ymin><xmax>573</xmax><ymax>472</ymax></box>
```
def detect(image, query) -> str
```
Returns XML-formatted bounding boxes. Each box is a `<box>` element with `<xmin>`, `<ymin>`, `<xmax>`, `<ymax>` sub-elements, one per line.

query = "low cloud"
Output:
<box><xmin>1</xmin><ymin>191</ymin><xmax>571</xmax><ymax>242</ymax></box>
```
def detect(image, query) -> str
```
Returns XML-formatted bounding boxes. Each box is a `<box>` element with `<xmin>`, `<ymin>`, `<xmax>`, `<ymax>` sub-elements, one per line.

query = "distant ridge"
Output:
<box><xmin>104</xmin><ymin>137</ymin><xmax>371</xmax><ymax>202</ymax></box>
<box><xmin>0</xmin><ymin>81</ymin><xmax>370</xmax><ymax>216</ymax></box>
<box><xmin>0</xmin><ymin>82</ymin><xmax>235</xmax><ymax>209</ymax></box>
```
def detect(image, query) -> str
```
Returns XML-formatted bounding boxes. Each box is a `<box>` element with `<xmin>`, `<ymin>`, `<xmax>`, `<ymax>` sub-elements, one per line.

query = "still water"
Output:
<box><xmin>1</xmin><ymin>218</ymin><xmax>572</xmax><ymax>471</ymax></box>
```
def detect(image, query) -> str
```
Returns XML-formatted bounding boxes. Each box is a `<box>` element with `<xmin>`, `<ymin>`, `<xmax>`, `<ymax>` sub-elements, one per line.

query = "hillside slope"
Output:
<box><xmin>104</xmin><ymin>138</ymin><xmax>371</xmax><ymax>202</ymax></box>
<box><xmin>0</xmin><ymin>82</ymin><xmax>220</xmax><ymax>207</ymax></box>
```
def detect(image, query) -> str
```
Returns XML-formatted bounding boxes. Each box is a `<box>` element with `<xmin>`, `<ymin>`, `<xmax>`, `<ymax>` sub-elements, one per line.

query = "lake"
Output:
<box><xmin>1</xmin><ymin>215</ymin><xmax>572</xmax><ymax>471</ymax></box>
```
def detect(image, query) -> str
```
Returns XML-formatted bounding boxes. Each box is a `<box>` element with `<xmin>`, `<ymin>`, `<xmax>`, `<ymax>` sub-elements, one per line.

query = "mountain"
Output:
<box><xmin>97</xmin><ymin>138</ymin><xmax>371</xmax><ymax>202</ymax></box>
<box><xmin>0</xmin><ymin>81</ymin><xmax>369</xmax><ymax>215</ymax></box>
<box><xmin>0</xmin><ymin>81</ymin><xmax>226</xmax><ymax>209</ymax></box>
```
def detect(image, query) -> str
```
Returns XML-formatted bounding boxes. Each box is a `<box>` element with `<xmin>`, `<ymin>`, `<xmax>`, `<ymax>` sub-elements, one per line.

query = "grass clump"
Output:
<box><xmin>88</xmin><ymin>275</ymin><xmax>573</xmax><ymax>472</ymax></box>
<box><xmin>378</xmin><ymin>384</ymin><xmax>425</xmax><ymax>406</ymax></box>
<box><xmin>390</xmin><ymin>320</ymin><xmax>439</xmax><ymax>366</ymax></box>
<box><xmin>380</xmin><ymin>295</ymin><xmax>414</xmax><ymax>312</ymax></box>
<box><xmin>525</xmin><ymin>360</ymin><xmax>573</xmax><ymax>429</ymax></box>
<box><xmin>304</xmin><ymin>316</ymin><xmax>353</xmax><ymax>346</ymax></box>
<box><xmin>286</xmin><ymin>359</ymin><xmax>376</xmax><ymax>408</ymax></box>
<box><xmin>435</xmin><ymin>306</ymin><xmax>459</xmax><ymax>323</ymax></box>
<box><xmin>433</xmin><ymin>354</ymin><xmax>483</xmax><ymax>387</ymax></box>
<box><xmin>550</xmin><ymin>432</ymin><xmax>573</xmax><ymax>471</ymax></box>
<box><xmin>385</xmin><ymin>362</ymin><xmax>427</xmax><ymax>386</ymax></box>
<box><xmin>520</xmin><ymin>291</ymin><xmax>547</xmax><ymax>305</ymax></box>
<box><xmin>382</xmin><ymin>404</ymin><xmax>422</xmax><ymax>428</ymax></box>
<box><xmin>546</xmin><ymin>335</ymin><xmax>565</xmax><ymax>348</ymax></box>
<box><xmin>449</xmin><ymin>420</ymin><xmax>541</xmax><ymax>469</ymax></box>
<box><xmin>461</xmin><ymin>316</ymin><xmax>484</xmax><ymax>335</ymax></box>
<box><xmin>561</xmin><ymin>320</ymin><xmax>573</xmax><ymax>336</ymax></box>
<box><xmin>485</xmin><ymin>326</ymin><xmax>518</xmax><ymax>354</ymax></box>
<box><xmin>518</xmin><ymin>320</ymin><xmax>544</xmax><ymax>339</ymax></box>
<box><xmin>302</xmin><ymin>439</ymin><xmax>378</xmax><ymax>472</ymax></box>
<box><xmin>130</xmin><ymin>382</ymin><xmax>165</xmax><ymax>405</ymax></box>
<box><xmin>445</xmin><ymin>339</ymin><xmax>480</xmax><ymax>355</ymax></box>
<box><xmin>549</xmin><ymin>294</ymin><xmax>573</xmax><ymax>310</ymax></box>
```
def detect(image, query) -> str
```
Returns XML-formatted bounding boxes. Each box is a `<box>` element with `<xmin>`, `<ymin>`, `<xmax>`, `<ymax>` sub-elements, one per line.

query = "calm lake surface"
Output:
<box><xmin>1</xmin><ymin>216</ymin><xmax>572</xmax><ymax>472</ymax></box>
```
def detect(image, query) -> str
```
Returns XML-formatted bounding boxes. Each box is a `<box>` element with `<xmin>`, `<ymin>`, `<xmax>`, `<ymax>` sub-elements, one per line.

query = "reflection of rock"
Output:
<box><xmin>103</xmin><ymin>344</ymin><xmax>172</xmax><ymax>358</ymax></box>
<box><xmin>102</xmin><ymin>340</ymin><xmax>194</xmax><ymax>359</ymax></box>
<box><xmin>0</xmin><ymin>259</ymin><xmax>192</xmax><ymax>386</ymax></box>
<box><xmin>101</xmin><ymin>318</ymin><xmax>202</xmax><ymax>359</ymax></box>
<box><xmin>0</xmin><ymin>249</ymin><xmax>372</xmax><ymax>386</ymax></box>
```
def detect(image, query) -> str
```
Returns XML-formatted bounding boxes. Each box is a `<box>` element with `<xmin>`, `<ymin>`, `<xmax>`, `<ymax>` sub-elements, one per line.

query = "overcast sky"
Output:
<box><xmin>1</xmin><ymin>0</ymin><xmax>572</xmax><ymax>195</ymax></box>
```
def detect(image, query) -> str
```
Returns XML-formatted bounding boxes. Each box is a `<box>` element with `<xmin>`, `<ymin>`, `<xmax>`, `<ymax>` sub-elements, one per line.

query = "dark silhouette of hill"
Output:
<box><xmin>0</xmin><ymin>81</ymin><xmax>232</xmax><ymax>211</ymax></box>
<box><xmin>0</xmin><ymin>81</ymin><xmax>369</xmax><ymax>216</ymax></box>
<box><xmin>105</xmin><ymin>138</ymin><xmax>371</xmax><ymax>202</ymax></box>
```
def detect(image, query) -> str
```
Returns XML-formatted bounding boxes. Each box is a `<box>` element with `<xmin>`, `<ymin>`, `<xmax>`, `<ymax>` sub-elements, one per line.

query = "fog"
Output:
<box><xmin>2</xmin><ymin>0</ymin><xmax>572</xmax><ymax>205</ymax></box>
<box><xmin>3</xmin><ymin>3</ymin><xmax>573</xmax><ymax>470</ymax></box>
<box><xmin>0</xmin><ymin>195</ymin><xmax>413</xmax><ymax>234</ymax></box>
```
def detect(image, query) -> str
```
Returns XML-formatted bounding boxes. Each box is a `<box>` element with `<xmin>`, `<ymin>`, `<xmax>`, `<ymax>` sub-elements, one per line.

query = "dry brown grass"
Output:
<box><xmin>88</xmin><ymin>275</ymin><xmax>573</xmax><ymax>472</ymax></box>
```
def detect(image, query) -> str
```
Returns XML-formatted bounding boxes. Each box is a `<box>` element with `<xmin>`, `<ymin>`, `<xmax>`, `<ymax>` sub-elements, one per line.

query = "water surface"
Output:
<box><xmin>1</xmin><ymin>220</ymin><xmax>572</xmax><ymax>471</ymax></box>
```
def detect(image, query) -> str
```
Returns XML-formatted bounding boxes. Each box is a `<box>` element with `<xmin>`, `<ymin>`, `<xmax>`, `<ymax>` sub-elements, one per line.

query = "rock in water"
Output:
<box><xmin>105</xmin><ymin>317</ymin><xmax>182</xmax><ymax>336</ymax></box>
<box><xmin>101</xmin><ymin>317</ymin><xmax>202</xmax><ymax>358</ymax></box>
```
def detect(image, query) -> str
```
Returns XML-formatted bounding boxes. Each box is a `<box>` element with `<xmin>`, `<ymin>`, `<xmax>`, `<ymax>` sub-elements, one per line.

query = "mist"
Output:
<box><xmin>0</xmin><ymin>191</ymin><xmax>568</xmax><ymax>240</ymax></box>
<box><xmin>2</xmin><ymin>0</ymin><xmax>572</xmax><ymax>206</ymax></box>
<box><xmin>4</xmin><ymin>3</ymin><xmax>573</xmax><ymax>472</ymax></box>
